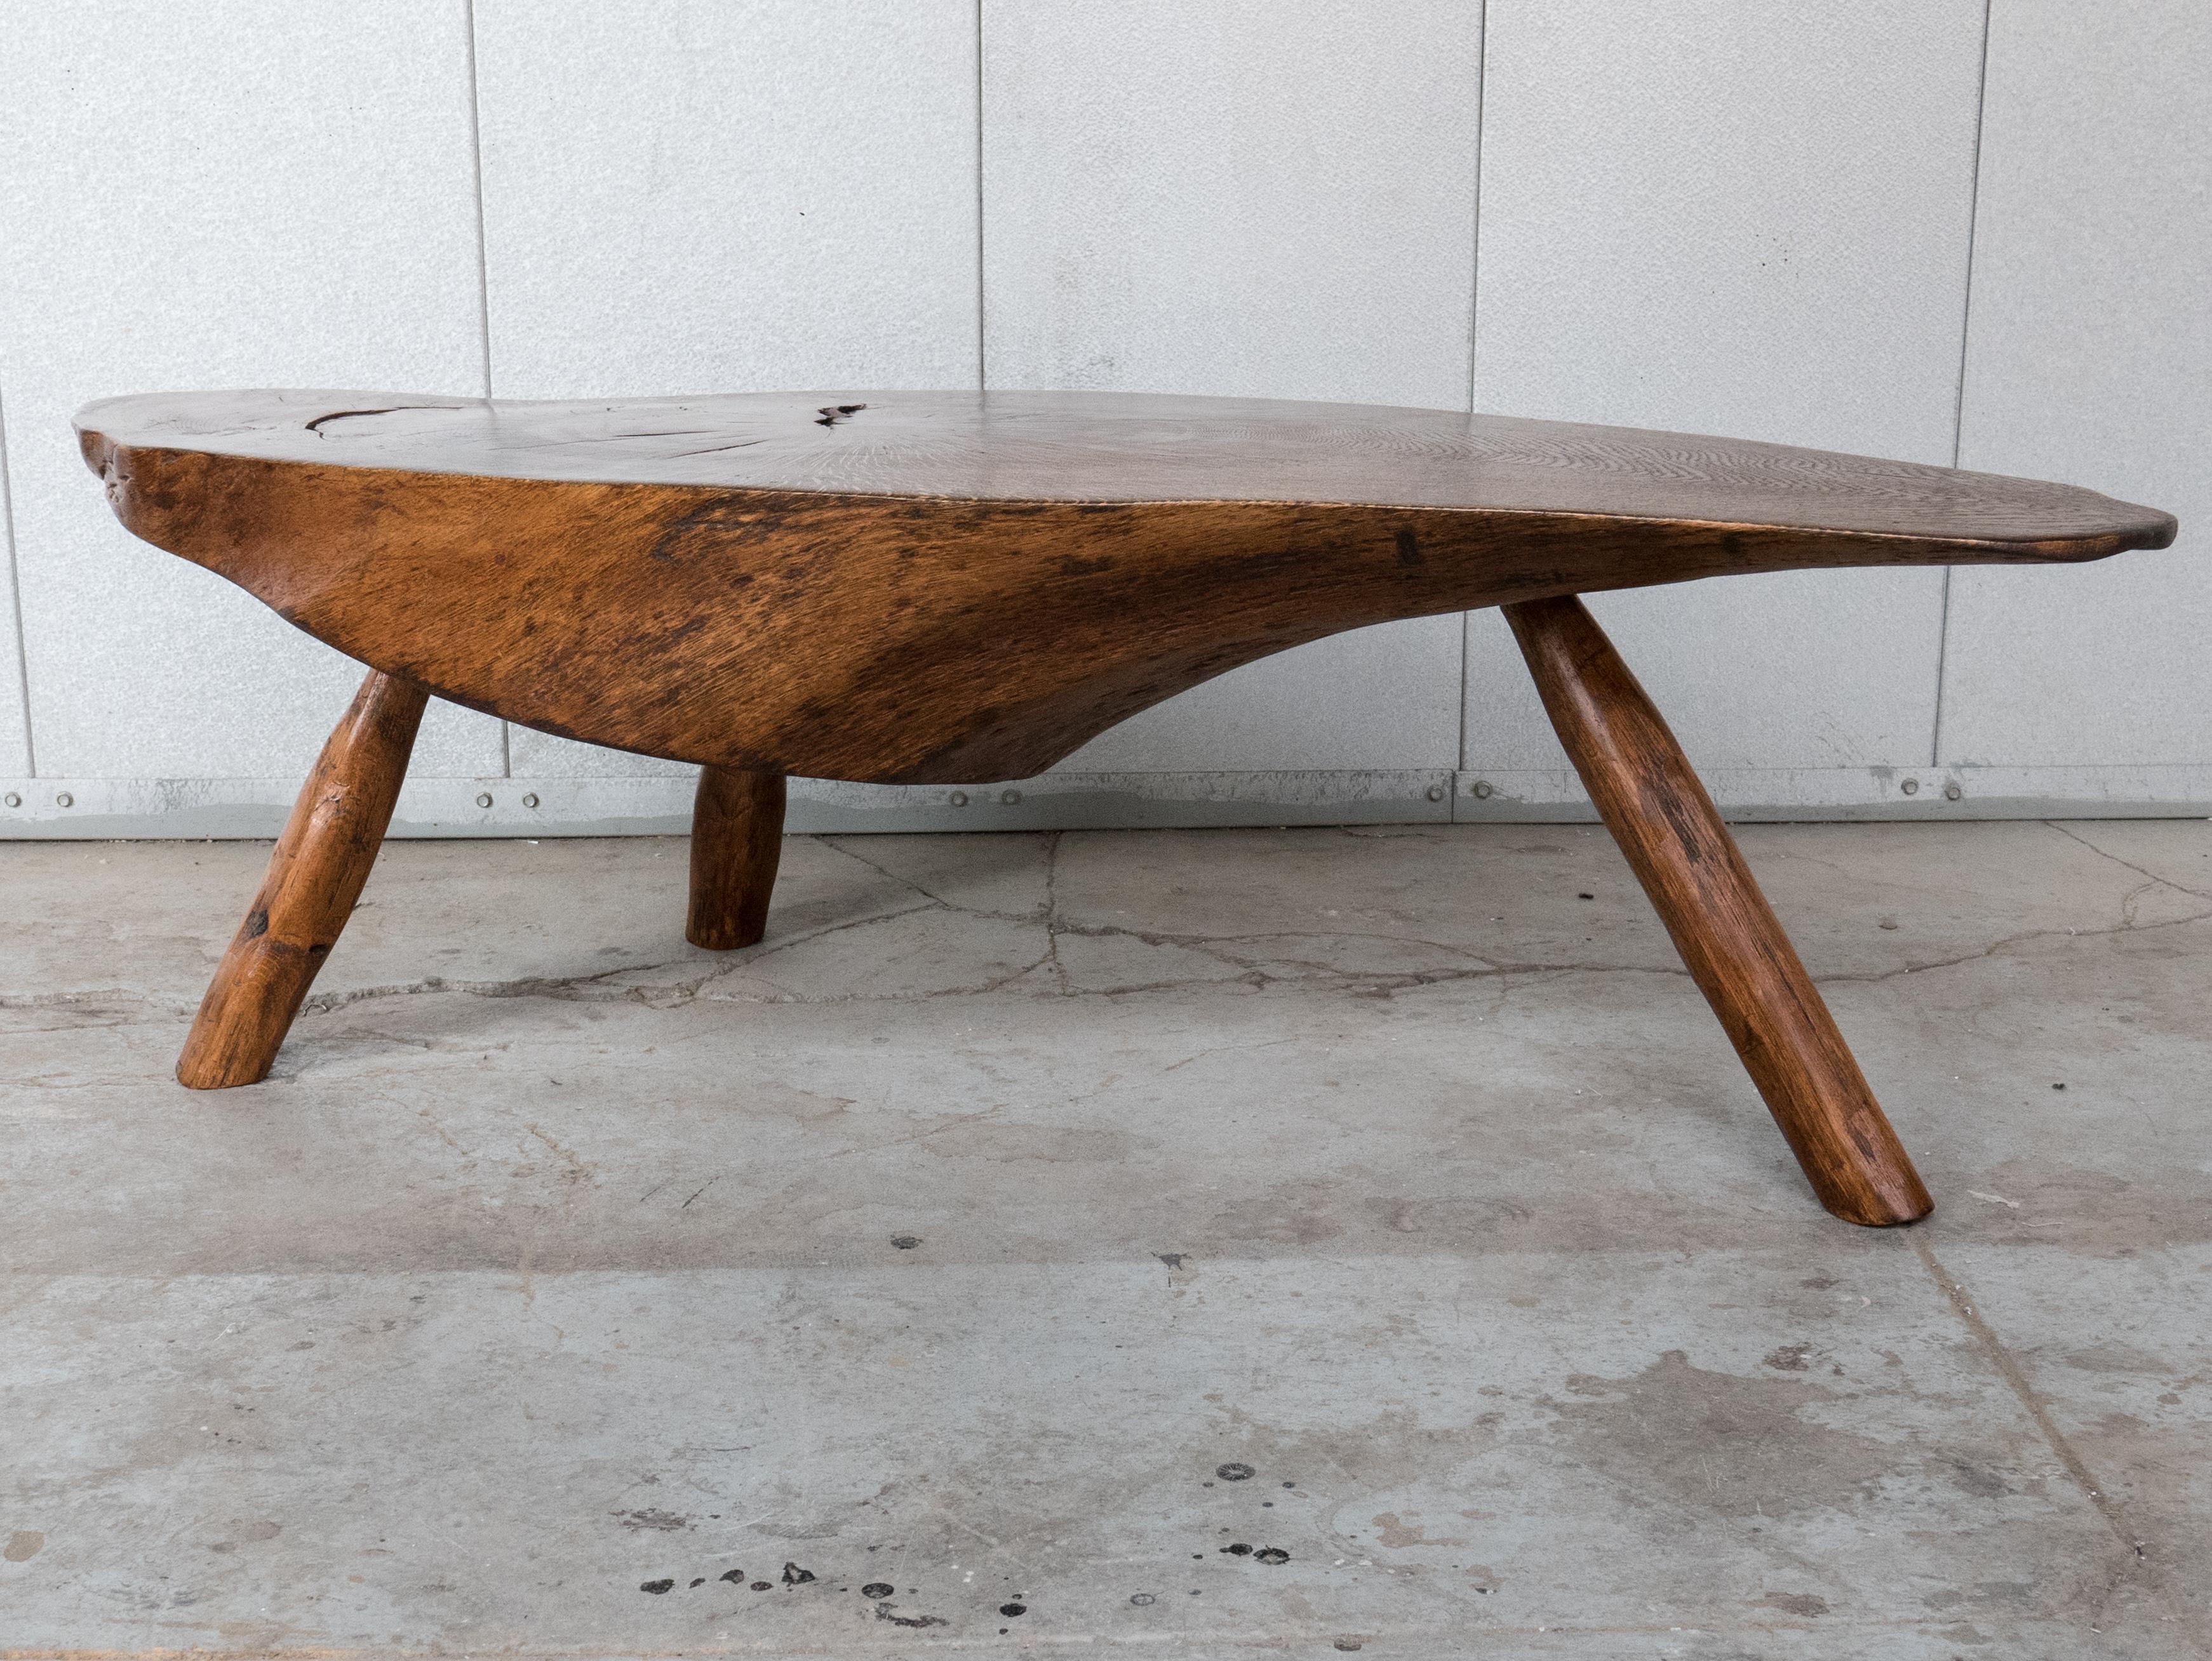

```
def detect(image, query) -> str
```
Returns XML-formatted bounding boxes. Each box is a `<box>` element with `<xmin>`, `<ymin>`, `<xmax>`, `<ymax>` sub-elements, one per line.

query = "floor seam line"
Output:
<box><xmin>1909</xmin><ymin>1234</ymin><xmax>2148</xmax><ymax>1568</ymax></box>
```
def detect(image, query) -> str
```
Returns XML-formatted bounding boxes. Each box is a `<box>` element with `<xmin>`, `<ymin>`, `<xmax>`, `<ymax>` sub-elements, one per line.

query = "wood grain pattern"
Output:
<box><xmin>176</xmin><ymin>670</ymin><xmax>427</xmax><ymax>1090</ymax></box>
<box><xmin>687</xmin><ymin>767</ymin><xmax>786</xmax><ymax>951</ymax></box>
<box><xmin>77</xmin><ymin>389</ymin><xmax>2175</xmax><ymax>784</ymax></box>
<box><xmin>1504</xmin><ymin>594</ymin><xmax>1933</xmax><ymax>1225</ymax></box>
<box><xmin>87</xmin><ymin>387</ymin><xmax>2171</xmax><ymax>1218</ymax></box>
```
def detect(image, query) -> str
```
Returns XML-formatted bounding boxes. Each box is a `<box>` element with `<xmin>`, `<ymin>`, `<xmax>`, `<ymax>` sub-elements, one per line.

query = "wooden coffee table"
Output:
<box><xmin>77</xmin><ymin>389</ymin><xmax>2175</xmax><ymax>1225</ymax></box>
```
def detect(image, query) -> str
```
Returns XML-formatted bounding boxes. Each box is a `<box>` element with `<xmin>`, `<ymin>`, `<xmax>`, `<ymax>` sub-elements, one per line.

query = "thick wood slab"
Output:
<box><xmin>78</xmin><ymin>389</ymin><xmax>2175</xmax><ymax>783</ymax></box>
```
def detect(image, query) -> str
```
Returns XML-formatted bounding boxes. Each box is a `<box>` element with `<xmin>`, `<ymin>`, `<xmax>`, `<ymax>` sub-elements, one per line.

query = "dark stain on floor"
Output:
<box><xmin>1541</xmin><ymin>1348</ymin><xmax>1904</xmax><ymax>1518</ymax></box>
<box><xmin>613</xmin><ymin>1506</ymin><xmax>692</xmax><ymax>1531</ymax></box>
<box><xmin>1764</xmin><ymin>1591</ymin><xmax>1830</xmax><ymax>1616</ymax></box>
<box><xmin>876</xmin><ymin>1601</ymin><xmax>949</xmax><ymax>1629</ymax></box>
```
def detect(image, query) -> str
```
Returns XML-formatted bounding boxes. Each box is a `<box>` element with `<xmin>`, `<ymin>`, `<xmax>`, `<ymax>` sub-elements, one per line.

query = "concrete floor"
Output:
<box><xmin>3</xmin><ymin>820</ymin><xmax>2210</xmax><ymax>1660</ymax></box>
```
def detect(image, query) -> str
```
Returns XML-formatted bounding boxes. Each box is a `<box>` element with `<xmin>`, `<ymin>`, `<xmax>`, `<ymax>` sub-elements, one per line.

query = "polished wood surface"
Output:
<box><xmin>74</xmin><ymin>387</ymin><xmax>2180</xmax><ymax>523</ymax></box>
<box><xmin>77</xmin><ymin>389</ymin><xmax>2174</xmax><ymax>784</ymax></box>
<box><xmin>1504</xmin><ymin>595</ymin><xmax>1933</xmax><ymax>1225</ymax></box>
<box><xmin>687</xmin><ymin>767</ymin><xmax>786</xmax><ymax>951</ymax></box>
<box><xmin>176</xmin><ymin>670</ymin><xmax>427</xmax><ymax>1090</ymax></box>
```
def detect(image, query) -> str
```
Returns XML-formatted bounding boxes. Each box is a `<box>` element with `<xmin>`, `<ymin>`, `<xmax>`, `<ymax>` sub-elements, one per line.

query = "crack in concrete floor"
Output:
<box><xmin>9</xmin><ymin>825</ymin><xmax>2208</xmax><ymax>1025</ymax></box>
<box><xmin>3</xmin><ymin>821</ymin><xmax>2209</xmax><ymax>1655</ymax></box>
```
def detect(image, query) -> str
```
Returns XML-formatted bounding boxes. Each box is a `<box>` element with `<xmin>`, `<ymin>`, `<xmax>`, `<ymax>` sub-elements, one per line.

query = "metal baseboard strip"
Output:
<box><xmin>0</xmin><ymin>764</ymin><xmax>2203</xmax><ymax>839</ymax></box>
<box><xmin>1451</xmin><ymin>765</ymin><xmax>2212</xmax><ymax>823</ymax></box>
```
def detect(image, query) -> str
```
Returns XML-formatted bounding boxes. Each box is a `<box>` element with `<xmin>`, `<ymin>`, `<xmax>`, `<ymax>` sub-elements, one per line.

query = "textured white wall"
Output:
<box><xmin>0</xmin><ymin>0</ymin><xmax>2202</xmax><ymax>834</ymax></box>
<box><xmin>1944</xmin><ymin>1</ymin><xmax>2212</xmax><ymax>770</ymax></box>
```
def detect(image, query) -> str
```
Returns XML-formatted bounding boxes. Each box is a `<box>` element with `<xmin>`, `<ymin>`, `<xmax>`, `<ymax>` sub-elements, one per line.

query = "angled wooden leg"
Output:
<box><xmin>1503</xmin><ymin>595</ymin><xmax>1932</xmax><ymax>1225</ymax></box>
<box><xmin>687</xmin><ymin>766</ymin><xmax>786</xmax><ymax>949</ymax></box>
<box><xmin>177</xmin><ymin>670</ymin><xmax>427</xmax><ymax>1090</ymax></box>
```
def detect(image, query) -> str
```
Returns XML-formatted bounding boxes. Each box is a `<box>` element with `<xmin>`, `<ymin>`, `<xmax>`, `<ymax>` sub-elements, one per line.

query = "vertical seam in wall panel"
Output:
<box><xmin>1929</xmin><ymin>564</ymin><xmax>1955</xmax><ymax>768</ymax></box>
<box><xmin>0</xmin><ymin>392</ymin><xmax>34</xmax><ymax>775</ymax></box>
<box><xmin>1458</xmin><ymin>0</ymin><xmax>1489</xmax><ymax>772</ymax></box>
<box><xmin>1933</xmin><ymin>0</ymin><xmax>1996</xmax><ymax>770</ymax></box>
<box><xmin>464</xmin><ymin>0</ymin><xmax>495</xmax><ymax>402</ymax></box>
<box><xmin>975</xmin><ymin>0</ymin><xmax>988</xmax><ymax>391</ymax></box>
<box><xmin>462</xmin><ymin>0</ymin><xmax>510</xmax><ymax>775</ymax></box>
<box><xmin>1463</xmin><ymin>0</ymin><xmax>1489</xmax><ymax>417</ymax></box>
<box><xmin>1456</xmin><ymin>609</ymin><xmax>1471</xmax><ymax>775</ymax></box>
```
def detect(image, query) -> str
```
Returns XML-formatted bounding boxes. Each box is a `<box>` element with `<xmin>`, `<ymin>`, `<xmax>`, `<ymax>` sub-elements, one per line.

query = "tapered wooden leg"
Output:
<box><xmin>1503</xmin><ymin>595</ymin><xmax>1933</xmax><ymax>1225</ymax></box>
<box><xmin>688</xmin><ymin>767</ymin><xmax>786</xmax><ymax>949</ymax></box>
<box><xmin>177</xmin><ymin>671</ymin><xmax>428</xmax><ymax>1090</ymax></box>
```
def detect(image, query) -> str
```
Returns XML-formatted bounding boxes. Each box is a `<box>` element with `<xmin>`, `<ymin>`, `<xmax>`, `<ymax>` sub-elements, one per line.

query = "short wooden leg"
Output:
<box><xmin>1503</xmin><ymin>595</ymin><xmax>1933</xmax><ymax>1225</ymax></box>
<box><xmin>177</xmin><ymin>671</ymin><xmax>428</xmax><ymax>1090</ymax></box>
<box><xmin>687</xmin><ymin>766</ymin><xmax>786</xmax><ymax>949</ymax></box>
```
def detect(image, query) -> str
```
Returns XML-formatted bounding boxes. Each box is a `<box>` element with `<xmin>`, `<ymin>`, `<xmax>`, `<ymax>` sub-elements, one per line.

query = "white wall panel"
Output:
<box><xmin>1060</xmin><ymin>628</ymin><xmax>1458</xmax><ymax>774</ymax></box>
<box><xmin>0</xmin><ymin>0</ymin><xmax>502</xmax><ymax>780</ymax></box>
<box><xmin>983</xmin><ymin>0</ymin><xmax>1480</xmax><ymax>777</ymax></box>
<box><xmin>1466</xmin><ymin>0</ymin><xmax>1987</xmax><ymax>778</ymax></box>
<box><xmin>473</xmin><ymin>0</ymin><xmax>982</xmax><ymax>778</ymax></box>
<box><xmin>1941</xmin><ymin>1</ymin><xmax>2211</xmax><ymax>768</ymax></box>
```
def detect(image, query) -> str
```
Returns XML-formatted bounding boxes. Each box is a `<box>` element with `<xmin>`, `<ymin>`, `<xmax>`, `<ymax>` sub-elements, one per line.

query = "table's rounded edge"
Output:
<box><xmin>74</xmin><ymin>386</ymin><xmax>2181</xmax><ymax>560</ymax></box>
